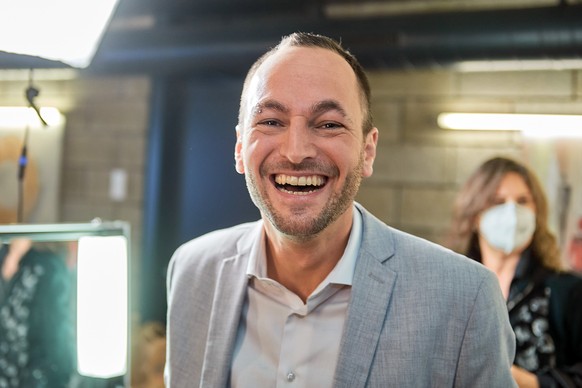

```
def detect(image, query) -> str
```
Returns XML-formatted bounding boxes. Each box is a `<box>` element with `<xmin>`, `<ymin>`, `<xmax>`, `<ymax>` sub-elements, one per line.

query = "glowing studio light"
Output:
<box><xmin>77</xmin><ymin>235</ymin><xmax>128</xmax><ymax>378</ymax></box>
<box><xmin>0</xmin><ymin>106</ymin><xmax>63</xmax><ymax>129</ymax></box>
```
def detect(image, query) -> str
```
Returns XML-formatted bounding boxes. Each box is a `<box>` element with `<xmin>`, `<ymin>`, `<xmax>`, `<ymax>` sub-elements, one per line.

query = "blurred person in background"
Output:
<box><xmin>131</xmin><ymin>321</ymin><xmax>166</xmax><ymax>388</ymax></box>
<box><xmin>447</xmin><ymin>156</ymin><xmax>582</xmax><ymax>388</ymax></box>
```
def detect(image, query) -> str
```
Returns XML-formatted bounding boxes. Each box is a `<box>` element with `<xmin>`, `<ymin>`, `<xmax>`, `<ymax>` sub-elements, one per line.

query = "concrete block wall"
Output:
<box><xmin>57</xmin><ymin>76</ymin><xmax>150</xmax><ymax>242</ymax></box>
<box><xmin>0</xmin><ymin>72</ymin><xmax>149</xmax><ymax>242</ymax></box>
<box><xmin>64</xmin><ymin>75</ymin><xmax>150</xmax><ymax>323</ymax></box>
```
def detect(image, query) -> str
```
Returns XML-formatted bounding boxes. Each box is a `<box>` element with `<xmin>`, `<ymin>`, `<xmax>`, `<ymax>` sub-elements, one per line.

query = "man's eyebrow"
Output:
<box><xmin>251</xmin><ymin>100</ymin><xmax>289</xmax><ymax>117</ymax></box>
<box><xmin>312</xmin><ymin>100</ymin><xmax>345</xmax><ymax>116</ymax></box>
<box><xmin>251</xmin><ymin>99</ymin><xmax>354</xmax><ymax>125</ymax></box>
<box><xmin>311</xmin><ymin>100</ymin><xmax>354</xmax><ymax>125</ymax></box>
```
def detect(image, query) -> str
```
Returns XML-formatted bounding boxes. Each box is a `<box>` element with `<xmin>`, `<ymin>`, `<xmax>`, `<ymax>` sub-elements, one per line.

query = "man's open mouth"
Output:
<box><xmin>273</xmin><ymin>174</ymin><xmax>327</xmax><ymax>195</ymax></box>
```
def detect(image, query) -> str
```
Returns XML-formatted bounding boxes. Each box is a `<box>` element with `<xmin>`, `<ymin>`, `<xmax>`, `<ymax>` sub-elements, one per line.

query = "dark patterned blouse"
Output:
<box><xmin>0</xmin><ymin>245</ymin><xmax>74</xmax><ymax>388</ymax></box>
<box><xmin>508</xmin><ymin>252</ymin><xmax>582</xmax><ymax>388</ymax></box>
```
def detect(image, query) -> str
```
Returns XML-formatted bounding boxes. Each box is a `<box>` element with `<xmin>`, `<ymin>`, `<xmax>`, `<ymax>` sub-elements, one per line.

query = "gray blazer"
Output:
<box><xmin>166</xmin><ymin>204</ymin><xmax>517</xmax><ymax>387</ymax></box>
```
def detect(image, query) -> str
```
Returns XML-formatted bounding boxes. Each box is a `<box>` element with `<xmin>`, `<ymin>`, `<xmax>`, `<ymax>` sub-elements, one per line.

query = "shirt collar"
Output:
<box><xmin>246</xmin><ymin>204</ymin><xmax>363</xmax><ymax>287</ymax></box>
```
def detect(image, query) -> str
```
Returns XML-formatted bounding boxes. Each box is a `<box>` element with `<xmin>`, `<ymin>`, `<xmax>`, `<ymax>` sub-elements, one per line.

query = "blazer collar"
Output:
<box><xmin>200</xmin><ymin>222</ymin><xmax>261</xmax><ymax>387</ymax></box>
<box><xmin>334</xmin><ymin>204</ymin><xmax>398</xmax><ymax>387</ymax></box>
<box><xmin>355</xmin><ymin>202</ymin><xmax>396</xmax><ymax>264</ymax></box>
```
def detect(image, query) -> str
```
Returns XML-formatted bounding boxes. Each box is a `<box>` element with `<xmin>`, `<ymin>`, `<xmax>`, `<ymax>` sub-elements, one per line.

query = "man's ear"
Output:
<box><xmin>234</xmin><ymin>125</ymin><xmax>245</xmax><ymax>174</ymax></box>
<box><xmin>362</xmin><ymin>127</ymin><xmax>378</xmax><ymax>178</ymax></box>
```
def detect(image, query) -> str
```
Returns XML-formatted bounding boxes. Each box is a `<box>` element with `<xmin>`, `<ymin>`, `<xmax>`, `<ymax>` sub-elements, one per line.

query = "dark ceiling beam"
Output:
<box><xmin>87</xmin><ymin>4</ymin><xmax>582</xmax><ymax>75</ymax></box>
<box><xmin>0</xmin><ymin>52</ymin><xmax>72</xmax><ymax>69</ymax></box>
<box><xmin>113</xmin><ymin>0</ymin><xmax>325</xmax><ymax>23</ymax></box>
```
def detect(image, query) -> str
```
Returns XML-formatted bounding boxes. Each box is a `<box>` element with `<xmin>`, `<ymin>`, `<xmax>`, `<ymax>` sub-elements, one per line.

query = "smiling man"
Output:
<box><xmin>165</xmin><ymin>32</ymin><xmax>517</xmax><ymax>387</ymax></box>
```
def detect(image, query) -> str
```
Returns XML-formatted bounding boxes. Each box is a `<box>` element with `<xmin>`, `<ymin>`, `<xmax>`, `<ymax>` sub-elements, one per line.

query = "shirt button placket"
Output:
<box><xmin>286</xmin><ymin>371</ymin><xmax>296</xmax><ymax>382</ymax></box>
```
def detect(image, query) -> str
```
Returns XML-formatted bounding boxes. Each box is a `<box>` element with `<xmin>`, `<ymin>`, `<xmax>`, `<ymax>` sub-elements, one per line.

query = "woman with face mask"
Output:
<box><xmin>447</xmin><ymin>156</ymin><xmax>582</xmax><ymax>388</ymax></box>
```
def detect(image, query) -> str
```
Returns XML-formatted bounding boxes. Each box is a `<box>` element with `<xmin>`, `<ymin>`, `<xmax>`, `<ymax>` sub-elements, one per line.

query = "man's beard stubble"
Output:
<box><xmin>245</xmin><ymin>151</ymin><xmax>365</xmax><ymax>241</ymax></box>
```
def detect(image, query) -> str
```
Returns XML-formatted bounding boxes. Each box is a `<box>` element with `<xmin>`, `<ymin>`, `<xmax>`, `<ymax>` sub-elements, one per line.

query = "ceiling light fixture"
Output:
<box><xmin>437</xmin><ymin>112</ymin><xmax>582</xmax><ymax>138</ymax></box>
<box><xmin>0</xmin><ymin>0</ymin><xmax>119</xmax><ymax>68</ymax></box>
<box><xmin>453</xmin><ymin>59</ymin><xmax>582</xmax><ymax>72</ymax></box>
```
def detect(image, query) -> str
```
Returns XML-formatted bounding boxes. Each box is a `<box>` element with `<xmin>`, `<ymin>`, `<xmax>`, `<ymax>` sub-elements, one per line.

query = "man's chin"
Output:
<box><xmin>264</xmin><ymin>210</ymin><xmax>324</xmax><ymax>237</ymax></box>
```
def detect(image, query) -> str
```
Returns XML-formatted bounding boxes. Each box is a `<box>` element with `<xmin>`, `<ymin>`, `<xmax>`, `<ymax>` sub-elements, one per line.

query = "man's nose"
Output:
<box><xmin>279</xmin><ymin>121</ymin><xmax>316</xmax><ymax>164</ymax></box>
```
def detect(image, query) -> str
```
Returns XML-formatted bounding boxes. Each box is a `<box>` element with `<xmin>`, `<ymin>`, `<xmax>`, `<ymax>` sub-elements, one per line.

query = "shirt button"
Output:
<box><xmin>286</xmin><ymin>371</ymin><xmax>296</xmax><ymax>382</ymax></box>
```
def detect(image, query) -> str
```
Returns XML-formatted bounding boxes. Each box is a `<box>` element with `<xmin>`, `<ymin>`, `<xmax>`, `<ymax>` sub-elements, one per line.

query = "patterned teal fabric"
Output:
<box><xmin>0</xmin><ymin>245</ymin><xmax>75</xmax><ymax>387</ymax></box>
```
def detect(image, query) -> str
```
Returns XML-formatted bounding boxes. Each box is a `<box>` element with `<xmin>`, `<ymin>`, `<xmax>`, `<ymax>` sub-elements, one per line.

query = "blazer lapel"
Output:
<box><xmin>334</xmin><ymin>205</ymin><xmax>397</xmax><ymax>388</ymax></box>
<box><xmin>200</xmin><ymin>226</ymin><xmax>260</xmax><ymax>387</ymax></box>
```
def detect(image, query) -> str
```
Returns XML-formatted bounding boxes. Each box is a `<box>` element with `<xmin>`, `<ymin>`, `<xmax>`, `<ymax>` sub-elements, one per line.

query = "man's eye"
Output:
<box><xmin>319</xmin><ymin>122</ymin><xmax>343</xmax><ymax>129</ymax></box>
<box><xmin>259</xmin><ymin>120</ymin><xmax>280</xmax><ymax>126</ymax></box>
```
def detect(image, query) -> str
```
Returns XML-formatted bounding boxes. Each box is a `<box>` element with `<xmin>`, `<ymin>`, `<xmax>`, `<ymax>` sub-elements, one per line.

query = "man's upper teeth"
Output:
<box><xmin>275</xmin><ymin>174</ymin><xmax>324</xmax><ymax>186</ymax></box>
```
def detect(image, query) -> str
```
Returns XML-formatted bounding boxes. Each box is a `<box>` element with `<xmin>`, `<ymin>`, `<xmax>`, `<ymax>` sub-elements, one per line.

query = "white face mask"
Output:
<box><xmin>479</xmin><ymin>202</ymin><xmax>536</xmax><ymax>254</ymax></box>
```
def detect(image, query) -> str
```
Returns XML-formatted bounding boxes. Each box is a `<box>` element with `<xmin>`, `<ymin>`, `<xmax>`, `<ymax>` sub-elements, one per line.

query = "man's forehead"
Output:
<box><xmin>242</xmin><ymin>45</ymin><xmax>363</xmax><ymax>125</ymax></box>
<box><xmin>257</xmin><ymin>45</ymin><xmax>345</xmax><ymax>75</ymax></box>
<box><xmin>248</xmin><ymin>46</ymin><xmax>357</xmax><ymax>100</ymax></box>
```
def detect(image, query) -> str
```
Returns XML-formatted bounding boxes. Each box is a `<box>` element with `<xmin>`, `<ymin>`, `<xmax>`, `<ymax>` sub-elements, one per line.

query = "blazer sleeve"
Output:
<box><xmin>454</xmin><ymin>270</ymin><xmax>517</xmax><ymax>388</ymax></box>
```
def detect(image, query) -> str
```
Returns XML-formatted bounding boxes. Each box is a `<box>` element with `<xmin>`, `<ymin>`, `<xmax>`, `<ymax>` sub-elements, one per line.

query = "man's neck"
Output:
<box><xmin>479</xmin><ymin>239</ymin><xmax>521</xmax><ymax>300</ymax></box>
<box><xmin>263</xmin><ymin>209</ymin><xmax>353</xmax><ymax>303</ymax></box>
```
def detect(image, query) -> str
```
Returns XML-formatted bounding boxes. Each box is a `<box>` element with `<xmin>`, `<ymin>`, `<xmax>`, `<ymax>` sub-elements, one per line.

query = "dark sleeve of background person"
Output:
<box><xmin>537</xmin><ymin>273</ymin><xmax>582</xmax><ymax>388</ymax></box>
<box><xmin>21</xmin><ymin>248</ymin><xmax>75</xmax><ymax>388</ymax></box>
